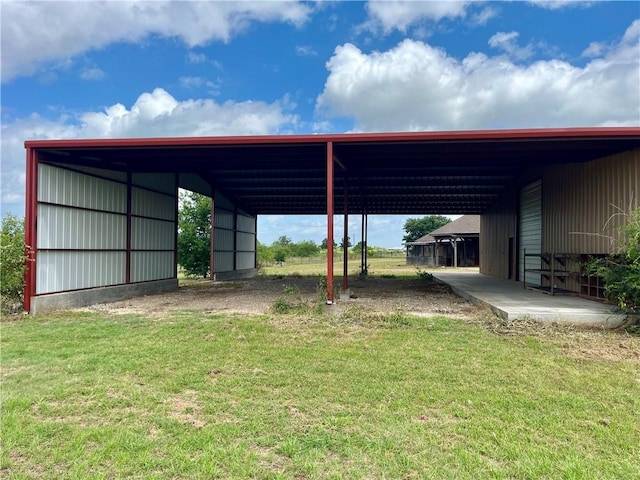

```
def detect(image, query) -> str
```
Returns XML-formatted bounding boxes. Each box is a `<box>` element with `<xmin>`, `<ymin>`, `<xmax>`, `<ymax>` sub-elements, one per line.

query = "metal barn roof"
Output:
<box><xmin>25</xmin><ymin>127</ymin><xmax>640</xmax><ymax>215</ymax></box>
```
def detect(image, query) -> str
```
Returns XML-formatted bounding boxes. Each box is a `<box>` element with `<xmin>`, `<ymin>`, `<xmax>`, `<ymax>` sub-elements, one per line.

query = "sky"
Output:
<box><xmin>1</xmin><ymin>1</ymin><xmax>639</xmax><ymax>248</ymax></box>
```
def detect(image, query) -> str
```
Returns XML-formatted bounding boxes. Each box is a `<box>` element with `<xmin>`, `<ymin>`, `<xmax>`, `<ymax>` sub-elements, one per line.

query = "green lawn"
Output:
<box><xmin>2</xmin><ymin>308</ymin><xmax>639</xmax><ymax>479</ymax></box>
<box><xmin>260</xmin><ymin>256</ymin><xmax>430</xmax><ymax>277</ymax></box>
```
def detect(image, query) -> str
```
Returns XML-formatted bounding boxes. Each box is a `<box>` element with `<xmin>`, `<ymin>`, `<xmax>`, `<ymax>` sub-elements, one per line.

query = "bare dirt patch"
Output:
<box><xmin>81</xmin><ymin>276</ymin><xmax>482</xmax><ymax>319</ymax></box>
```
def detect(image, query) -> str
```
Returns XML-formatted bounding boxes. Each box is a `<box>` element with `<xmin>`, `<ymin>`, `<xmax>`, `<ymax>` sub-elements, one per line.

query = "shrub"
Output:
<box><xmin>1</xmin><ymin>215</ymin><xmax>30</xmax><ymax>313</ymax></box>
<box><xmin>588</xmin><ymin>206</ymin><xmax>640</xmax><ymax>314</ymax></box>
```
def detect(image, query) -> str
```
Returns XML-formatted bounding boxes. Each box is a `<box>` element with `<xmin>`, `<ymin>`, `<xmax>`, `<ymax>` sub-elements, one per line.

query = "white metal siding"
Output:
<box><xmin>48</xmin><ymin>163</ymin><xmax>127</xmax><ymax>182</ymax></box>
<box><xmin>131</xmin><ymin>218</ymin><xmax>175</xmax><ymax>250</ymax></box>
<box><xmin>214</xmin><ymin>209</ymin><xmax>234</xmax><ymax>229</ymax></box>
<box><xmin>236</xmin><ymin>231</ymin><xmax>255</xmax><ymax>251</ymax></box>
<box><xmin>520</xmin><ymin>180</ymin><xmax>542</xmax><ymax>286</ymax></box>
<box><xmin>236</xmin><ymin>252</ymin><xmax>256</xmax><ymax>270</ymax></box>
<box><xmin>38</xmin><ymin>163</ymin><xmax>126</xmax><ymax>213</ymax></box>
<box><xmin>37</xmin><ymin>251</ymin><xmax>126</xmax><ymax>294</ymax></box>
<box><xmin>214</xmin><ymin>252</ymin><xmax>234</xmax><ymax>272</ymax></box>
<box><xmin>237</xmin><ymin>214</ymin><xmax>256</xmax><ymax>233</ymax></box>
<box><xmin>130</xmin><ymin>252</ymin><xmax>174</xmax><ymax>282</ymax></box>
<box><xmin>132</xmin><ymin>187</ymin><xmax>175</xmax><ymax>220</ymax></box>
<box><xmin>38</xmin><ymin>204</ymin><xmax>126</xmax><ymax>250</ymax></box>
<box><xmin>179</xmin><ymin>173</ymin><xmax>212</xmax><ymax>196</ymax></box>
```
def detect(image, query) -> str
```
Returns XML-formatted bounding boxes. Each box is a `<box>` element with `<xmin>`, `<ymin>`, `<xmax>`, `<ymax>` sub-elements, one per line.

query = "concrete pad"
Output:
<box><xmin>431</xmin><ymin>270</ymin><xmax>635</xmax><ymax>327</ymax></box>
<box><xmin>30</xmin><ymin>278</ymin><xmax>179</xmax><ymax>315</ymax></box>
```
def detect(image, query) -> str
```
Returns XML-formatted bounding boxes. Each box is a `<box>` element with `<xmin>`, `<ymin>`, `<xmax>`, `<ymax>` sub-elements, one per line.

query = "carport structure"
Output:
<box><xmin>24</xmin><ymin>127</ymin><xmax>640</xmax><ymax>313</ymax></box>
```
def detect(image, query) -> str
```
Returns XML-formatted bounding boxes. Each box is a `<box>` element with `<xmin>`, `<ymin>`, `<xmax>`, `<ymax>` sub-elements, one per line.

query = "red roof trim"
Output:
<box><xmin>24</xmin><ymin>127</ymin><xmax>640</xmax><ymax>149</ymax></box>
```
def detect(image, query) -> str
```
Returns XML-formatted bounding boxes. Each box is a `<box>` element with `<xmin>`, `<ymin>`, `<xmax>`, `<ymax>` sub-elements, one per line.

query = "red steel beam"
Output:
<box><xmin>326</xmin><ymin>141</ymin><xmax>334</xmax><ymax>304</ymax></box>
<box><xmin>23</xmin><ymin>148</ymin><xmax>38</xmax><ymax>312</ymax></box>
<box><xmin>343</xmin><ymin>182</ymin><xmax>349</xmax><ymax>292</ymax></box>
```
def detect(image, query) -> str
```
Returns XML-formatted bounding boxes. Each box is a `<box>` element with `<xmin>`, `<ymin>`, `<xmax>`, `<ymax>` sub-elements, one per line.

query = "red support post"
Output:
<box><xmin>210</xmin><ymin>196</ymin><xmax>215</xmax><ymax>281</ymax></box>
<box><xmin>343</xmin><ymin>183</ymin><xmax>349</xmax><ymax>292</ymax></box>
<box><xmin>23</xmin><ymin>147</ymin><xmax>38</xmax><ymax>312</ymax></box>
<box><xmin>326</xmin><ymin>141</ymin><xmax>334</xmax><ymax>304</ymax></box>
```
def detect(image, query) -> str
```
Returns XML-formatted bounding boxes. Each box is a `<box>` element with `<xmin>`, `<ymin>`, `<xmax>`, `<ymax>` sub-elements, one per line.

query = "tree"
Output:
<box><xmin>177</xmin><ymin>191</ymin><xmax>211</xmax><ymax>277</ymax></box>
<box><xmin>402</xmin><ymin>216</ymin><xmax>451</xmax><ymax>243</ymax></box>
<box><xmin>339</xmin><ymin>235</ymin><xmax>352</xmax><ymax>249</ymax></box>
<box><xmin>320</xmin><ymin>237</ymin><xmax>337</xmax><ymax>249</ymax></box>
<box><xmin>291</xmin><ymin>240</ymin><xmax>320</xmax><ymax>258</ymax></box>
<box><xmin>1</xmin><ymin>214</ymin><xmax>30</xmax><ymax>313</ymax></box>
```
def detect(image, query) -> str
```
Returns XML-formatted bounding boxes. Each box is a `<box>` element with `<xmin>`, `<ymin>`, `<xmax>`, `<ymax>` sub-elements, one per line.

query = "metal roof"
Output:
<box><xmin>408</xmin><ymin>215</ymin><xmax>480</xmax><ymax>245</ymax></box>
<box><xmin>26</xmin><ymin>127</ymin><xmax>640</xmax><ymax>215</ymax></box>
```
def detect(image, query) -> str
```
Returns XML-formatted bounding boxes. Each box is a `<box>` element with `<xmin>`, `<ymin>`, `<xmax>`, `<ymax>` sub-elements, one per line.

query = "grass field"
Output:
<box><xmin>260</xmin><ymin>256</ymin><xmax>428</xmax><ymax>277</ymax></box>
<box><xmin>2</xmin><ymin>300</ymin><xmax>639</xmax><ymax>478</ymax></box>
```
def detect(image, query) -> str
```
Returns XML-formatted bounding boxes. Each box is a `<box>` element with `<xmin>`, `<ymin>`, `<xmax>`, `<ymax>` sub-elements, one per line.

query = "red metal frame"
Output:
<box><xmin>326</xmin><ymin>141</ymin><xmax>334</xmax><ymax>304</ymax></box>
<box><xmin>23</xmin><ymin>127</ymin><xmax>640</xmax><ymax>151</ymax></box>
<box><xmin>23</xmin><ymin>148</ymin><xmax>38</xmax><ymax>312</ymax></box>
<box><xmin>343</xmin><ymin>183</ymin><xmax>349</xmax><ymax>292</ymax></box>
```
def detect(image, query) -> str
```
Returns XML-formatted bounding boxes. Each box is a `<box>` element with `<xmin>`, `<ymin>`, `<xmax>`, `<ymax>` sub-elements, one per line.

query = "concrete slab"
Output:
<box><xmin>431</xmin><ymin>270</ymin><xmax>635</xmax><ymax>327</ymax></box>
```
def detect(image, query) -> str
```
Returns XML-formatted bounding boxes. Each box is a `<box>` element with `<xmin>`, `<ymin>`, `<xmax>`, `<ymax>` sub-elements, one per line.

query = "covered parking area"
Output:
<box><xmin>24</xmin><ymin>127</ymin><xmax>639</xmax><ymax>313</ymax></box>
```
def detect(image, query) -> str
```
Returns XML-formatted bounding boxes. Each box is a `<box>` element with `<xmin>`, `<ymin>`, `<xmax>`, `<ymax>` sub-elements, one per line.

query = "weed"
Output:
<box><xmin>416</xmin><ymin>267</ymin><xmax>435</xmax><ymax>283</ymax></box>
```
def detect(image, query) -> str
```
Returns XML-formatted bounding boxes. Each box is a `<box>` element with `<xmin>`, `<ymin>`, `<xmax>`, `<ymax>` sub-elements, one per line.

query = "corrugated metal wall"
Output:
<box><xmin>480</xmin><ymin>205</ymin><xmax>517</xmax><ymax>279</ymax></box>
<box><xmin>481</xmin><ymin>148</ymin><xmax>639</xmax><ymax>290</ymax></box>
<box><xmin>130</xmin><ymin>174</ymin><xmax>177</xmax><ymax>283</ymax></box>
<box><xmin>36</xmin><ymin>164</ymin><xmax>128</xmax><ymax>294</ymax></box>
<box><xmin>519</xmin><ymin>179</ymin><xmax>543</xmax><ymax>286</ymax></box>
<box><xmin>212</xmin><ymin>191</ymin><xmax>256</xmax><ymax>275</ymax></box>
<box><xmin>543</xmin><ymin>149</ymin><xmax>639</xmax><ymax>254</ymax></box>
<box><xmin>36</xmin><ymin>163</ymin><xmax>177</xmax><ymax>295</ymax></box>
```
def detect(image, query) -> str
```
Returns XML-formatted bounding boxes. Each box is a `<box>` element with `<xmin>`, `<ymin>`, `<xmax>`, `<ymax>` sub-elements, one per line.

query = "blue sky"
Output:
<box><xmin>2</xmin><ymin>1</ymin><xmax>639</xmax><ymax>248</ymax></box>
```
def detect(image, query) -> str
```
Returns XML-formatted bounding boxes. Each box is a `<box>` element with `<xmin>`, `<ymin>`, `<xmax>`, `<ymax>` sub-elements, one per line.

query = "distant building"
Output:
<box><xmin>406</xmin><ymin>215</ymin><xmax>480</xmax><ymax>267</ymax></box>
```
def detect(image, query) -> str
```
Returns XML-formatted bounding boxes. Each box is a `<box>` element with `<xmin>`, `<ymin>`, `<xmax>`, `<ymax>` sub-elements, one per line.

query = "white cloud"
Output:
<box><xmin>363</xmin><ymin>0</ymin><xmax>471</xmax><ymax>34</ymax></box>
<box><xmin>316</xmin><ymin>20</ymin><xmax>640</xmax><ymax>131</ymax></box>
<box><xmin>79</xmin><ymin>67</ymin><xmax>105</xmax><ymax>80</ymax></box>
<box><xmin>187</xmin><ymin>52</ymin><xmax>207</xmax><ymax>64</ymax></box>
<box><xmin>178</xmin><ymin>76</ymin><xmax>219</xmax><ymax>95</ymax></box>
<box><xmin>488</xmin><ymin>31</ymin><xmax>534</xmax><ymax>60</ymax></box>
<box><xmin>528</xmin><ymin>0</ymin><xmax>592</xmax><ymax>10</ymax></box>
<box><xmin>1</xmin><ymin>0</ymin><xmax>312</xmax><ymax>82</ymax></box>
<box><xmin>0</xmin><ymin>88</ymin><xmax>298</xmax><ymax>216</ymax></box>
<box><xmin>471</xmin><ymin>6</ymin><xmax>498</xmax><ymax>26</ymax></box>
<box><xmin>295</xmin><ymin>45</ymin><xmax>318</xmax><ymax>56</ymax></box>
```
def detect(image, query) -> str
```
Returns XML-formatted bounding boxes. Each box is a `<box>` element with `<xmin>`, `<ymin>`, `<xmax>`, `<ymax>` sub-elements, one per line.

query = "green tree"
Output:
<box><xmin>1</xmin><ymin>214</ymin><xmax>30</xmax><ymax>312</ymax></box>
<box><xmin>402</xmin><ymin>215</ymin><xmax>451</xmax><ymax>243</ymax></box>
<box><xmin>320</xmin><ymin>237</ymin><xmax>337</xmax><ymax>249</ymax></box>
<box><xmin>177</xmin><ymin>191</ymin><xmax>211</xmax><ymax>277</ymax></box>
<box><xmin>256</xmin><ymin>241</ymin><xmax>274</xmax><ymax>268</ymax></box>
<box><xmin>339</xmin><ymin>235</ymin><xmax>352</xmax><ymax>249</ymax></box>
<box><xmin>291</xmin><ymin>240</ymin><xmax>320</xmax><ymax>258</ymax></box>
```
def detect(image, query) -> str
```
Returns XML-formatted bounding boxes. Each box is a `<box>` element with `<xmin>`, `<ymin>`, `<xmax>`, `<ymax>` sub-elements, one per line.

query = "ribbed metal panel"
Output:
<box><xmin>131</xmin><ymin>218</ymin><xmax>175</xmax><ymax>250</ymax></box>
<box><xmin>38</xmin><ymin>163</ymin><xmax>126</xmax><ymax>212</ymax></box>
<box><xmin>479</xmin><ymin>207</ymin><xmax>517</xmax><ymax>279</ymax></box>
<box><xmin>38</xmin><ymin>204</ymin><xmax>126</xmax><ymax>249</ymax></box>
<box><xmin>132</xmin><ymin>173</ymin><xmax>176</xmax><ymax>194</ymax></box>
<box><xmin>48</xmin><ymin>163</ymin><xmax>127</xmax><ymax>182</ymax></box>
<box><xmin>214</xmin><ymin>228</ymin><xmax>234</xmax><ymax>250</ymax></box>
<box><xmin>214</xmin><ymin>252</ymin><xmax>234</xmax><ymax>272</ymax></box>
<box><xmin>130</xmin><ymin>252</ymin><xmax>174</xmax><ymax>282</ymax></box>
<box><xmin>543</xmin><ymin>150</ymin><xmax>639</xmax><ymax>254</ymax></box>
<box><xmin>520</xmin><ymin>180</ymin><xmax>542</xmax><ymax>286</ymax></box>
<box><xmin>236</xmin><ymin>231</ymin><xmax>255</xmax><ymax>251</ymax></box>
<box><xmin>236</xmin><ymin>252</ymin><xmax>256</xmax><ymax>270</ymax></box>
<box><xmin>237</xmin><ymin>214</ymin><xmax>256</xmax><ymax>233</ymax></box>
<box><xmin>214</xmin><ymin>209</ymin><xmax>234</xmax><ymax>229</ymax></box>
<box><xmin>37</xmin><ymin>251</ymin><xmax>125</xmax><ymax>294</ymax></box>
<box><xmin>132</xmin><ymin>187</ymin><xmax>176</xmax><ymax>220</ymax></box>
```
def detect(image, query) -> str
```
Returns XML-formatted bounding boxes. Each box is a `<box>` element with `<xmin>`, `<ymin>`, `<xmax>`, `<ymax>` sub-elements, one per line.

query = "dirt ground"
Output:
<box><xmin>83</xmin><ymin>276</ymin><xmax>480</xmax><ymax>319</ymax></box>
<box><xmin>80</xmin><ymin>275</ymin><xmax>640</xmax><ymax>364</ymax></box>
